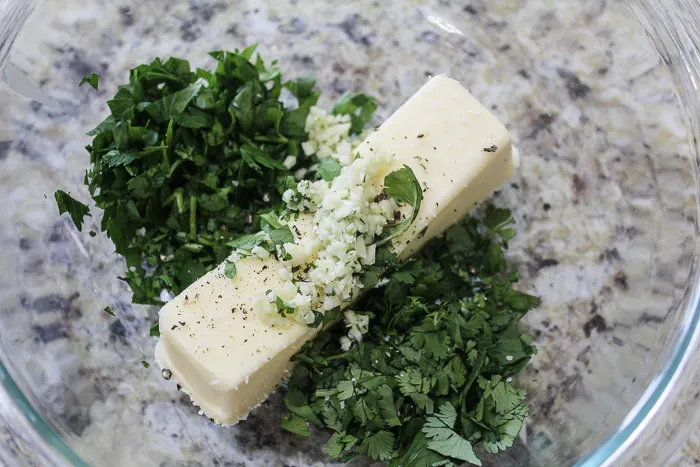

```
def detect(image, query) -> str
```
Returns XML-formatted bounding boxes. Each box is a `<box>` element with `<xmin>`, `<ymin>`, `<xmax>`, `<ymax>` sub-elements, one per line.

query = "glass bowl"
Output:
<box><xmin>1</xmin><ymin>0</ymin><xmax>700</xmax><ymax>465</ymax></box>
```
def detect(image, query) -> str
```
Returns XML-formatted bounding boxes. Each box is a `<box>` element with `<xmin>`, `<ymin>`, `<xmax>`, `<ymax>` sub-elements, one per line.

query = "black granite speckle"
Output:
<box><xmin>108</xmin><ymin>319</ymin><xmax>129</xmax><ymax>345</ymax></box>
<box><xmin>119</xmin><ymin>6</ymin><xmax>134</xmax><ymax>27</ymax></box>
<box><xmin>613</xmin><ymin>272</ymin><xmax>629</xmax><ymax>290</ymax></box>
<box><xmin>190</xmin><ymin>2</ymin><xmax>228</xmax><ymax>22</ymax></box>
<box><xmin>32</xmin><ymin>322</ymin><xmax>69</xmax><ymax>343</ymax></box>
<box><xmin>583</xmin><ymin>314</ymin><xmax>607</xmax><ymax>337</ymax></box>
<box><xmin>338</xmin><ymin>14</ymin><xmax>375</xmax><ymax>46</ymax></box>
<box><xmin>599</xmin><ymin>248</ymin><xmax>621</xmax><ymax>262</ymax></box>
<box><xmin>638</xmin><ymin>313</ymin><xmax>665</xmax><ymax>324</ymax></box>
<box><xmin>419</xmin><ymin>30</ymin><xmax>440</xmax><ymax>44</ymax></box>
<box><xmin>18</xmin><ymin>238</ymin><xmax>31</xmax><ymax>250</ymax></box>
<box><xmin>180</xmin><ymin>20</ymin><xmax>201</xmax><ymax>42</ymax></box>
<box><xmin>0</xmin><ymin>140</ymin><xmax>10</xmax><ymax>160</ymax></box>
<box><xmin>528</xmin><ymin>113</ymin><xmax>556</xmax><ymax>138</ymax></box>
<box><xmin>65</xmin><ymin>47</ymin><xmax>99</xmax><ymax>82</ymax></box>
<box><xmin>48</xmin><ymin>390</ymin><xmax>93</xmax><ymax>436</ymax></box>
<box><xmin>30</xmin><ymin>294</ymin><xmax>76</xmax><ymax>314</ymax></box>
<box><xmin>47</xmin><ymin>223</ymin><xmax>66</xmax><ymax>243</ymax></box>
<box><xmin>278</xmin><ymin>17</ymin><xmax>306</xmax><ymax>34</ymax></box>
<box><xmin>558</xmin><ymin>68</ymin><xmax>592</xmax><ymax>100</ymax></box>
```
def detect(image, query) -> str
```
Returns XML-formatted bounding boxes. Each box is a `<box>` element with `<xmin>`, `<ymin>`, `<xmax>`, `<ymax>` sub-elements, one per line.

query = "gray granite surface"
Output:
<box><xmin>0</xmin><ymin>0</ymin><xmax>698</xmax><ymax>465</ymax></box>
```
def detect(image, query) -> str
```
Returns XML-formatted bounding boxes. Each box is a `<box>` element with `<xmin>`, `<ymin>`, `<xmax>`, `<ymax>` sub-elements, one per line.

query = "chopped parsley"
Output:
<box><xmin>58</xmin><ymin>45</ymin><xmax>377</xmax><ymax>306</ymax></box>
<box><xmin>283</xmin><ymin>208</ymin><xmax>538</xmax><ymax>466</ymax></box>
<box><xmin>224</xmin><ymin>260</ymin><xmax>237</xmax><ymax>279</ymax></box>
<box><xmin>54</xmin><ymin>190</ymin><xmax>91</xmax><ymax>231</ymax></box>
<box><xmin>79</xmin><ymin>73</ymin><xmax>100</xmax><ymax>90</ymax></box>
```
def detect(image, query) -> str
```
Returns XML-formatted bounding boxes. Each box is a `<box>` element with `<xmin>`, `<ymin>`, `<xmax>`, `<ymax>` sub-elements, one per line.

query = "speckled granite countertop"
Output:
<box><xmin>0</xmin><ymin>0</ymin><xmax>698</xmax><ymax>465</ymax></box>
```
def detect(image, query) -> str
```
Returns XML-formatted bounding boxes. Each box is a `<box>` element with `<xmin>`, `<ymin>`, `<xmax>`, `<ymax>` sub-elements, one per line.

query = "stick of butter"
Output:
<box><xmin>155</xmin><ymin>75</ymin><xmax>519</xmax><ymax>424</ymax></box>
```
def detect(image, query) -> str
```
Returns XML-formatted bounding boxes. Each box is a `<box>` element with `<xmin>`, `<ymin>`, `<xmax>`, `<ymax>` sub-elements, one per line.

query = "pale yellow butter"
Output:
<box><xmin>155</xmin><ymin>75</ymin><xmax>518</xmax><ymax>424</ymax></box>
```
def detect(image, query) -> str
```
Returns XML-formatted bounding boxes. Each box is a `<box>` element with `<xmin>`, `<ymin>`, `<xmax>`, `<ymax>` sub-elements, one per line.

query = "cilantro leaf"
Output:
<box><xmin>141</xmin><ymin>360</ymin><xmax>150</xmax><ymax>369</ymax></box>
<box><xmin>423</xmin><ymin>403</ymin><xmax>481</xmax><ymax>466</ymax></box>
<box><xmin>284</xmin><ymin>391</ymin><xmax>322</xmax><ymax>425</ymax></box>
<box><xmin>281</xmin><ymin>413</ymin><xmax>310</xmax><ymax>437</ymax></box>
<box><xmin>365</xmin><ymin>430</ymin><xmax>395</xmax><ymax>461</ymax></box>
<box><xmin>377</xmin><ymin>384</ymin><xmax>401</xmax><ymax>427</ymax></box>
<box><xmin>79</xmin><ymin>73</ymin><xmax>100</xmax><ymax>90</ymax></box>
<box><xmin>103</xmin><ymin>306</ymin><xmax>115</xmax><ymax>317</ymax></box>
<box><xmin>376</xmin><ymin>166</ymin><xmax>423</xmax><ymax>246</ymax></box>
<box><xmin>325</xmin><ymin>432</ymin><xmax>358</xmax><ymax>459</ymax></box>
<box><xmin>54</xmin><ymin>190</ymin><xmax>91</xmax><ymax>231</ymax></box>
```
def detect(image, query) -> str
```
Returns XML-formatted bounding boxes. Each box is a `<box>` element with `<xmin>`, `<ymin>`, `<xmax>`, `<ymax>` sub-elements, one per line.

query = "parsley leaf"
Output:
<box><xmin>54</xmin><ymin>190</ymin><xmax>91</xmax><ymax>231</ymax></box>
<box><xmin>224</xmin><ymin>260</ymin><xmax>237</xmax><ymax>279</ymax></box>
<box><xmin>57</xmin><ymin>47</ymin><xmax>332</xmax><ymax>307</ymax></box>
<box><xmin>79</xmin><ymin>73</ymin><xmax>100</xmax><ymax>90</ymax></box>
<box><xmin>376</xmin><ymin>166</ymin><xmax>423</xmax><ymax>246</ymax></box>
<box><xmin>333</xmin><ymin>93</ymin><xmax>378</xmax><ymax>135</ymax></box>
<box><xmin>317</xmin><ymin>158</ymin><xmax>344</xmax><ymax>181</ymax></box>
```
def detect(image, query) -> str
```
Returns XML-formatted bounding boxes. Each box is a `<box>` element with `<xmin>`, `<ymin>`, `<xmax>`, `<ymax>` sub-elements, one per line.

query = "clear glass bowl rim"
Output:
<box><xmin>0</xmin><ymin>0</ymin><xmax>700</xmax><ymax>466</ymax></box>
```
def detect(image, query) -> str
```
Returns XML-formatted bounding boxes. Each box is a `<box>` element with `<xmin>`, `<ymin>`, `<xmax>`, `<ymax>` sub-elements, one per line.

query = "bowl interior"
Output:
<box><xmin>0</xmin><ymin>0</ymin><xmax>696</xmax><ymax>465</ymax></box>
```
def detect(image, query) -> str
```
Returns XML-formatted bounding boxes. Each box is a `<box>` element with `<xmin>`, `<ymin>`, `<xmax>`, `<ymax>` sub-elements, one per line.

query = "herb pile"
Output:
<box><xmin>59</xmin><ymin>45</ymin><xmax>376</xmax><ymax>305</ymax></box>
<box><xmin>56</xmin><ymin>45</ymin><xmax>538</xmax><ymax>466</ymax></box>
<box><xmin>282</xmin><ymin>206</ymin><xmax>538</xmax><ymax>466</ymax></box>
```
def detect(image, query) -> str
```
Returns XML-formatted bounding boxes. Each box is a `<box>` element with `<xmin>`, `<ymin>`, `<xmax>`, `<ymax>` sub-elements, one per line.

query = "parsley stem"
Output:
<box><xmin>189</xmin><ymin>196</ymin><xmax>197</xmax><ymax>240</ymax></box>
<box><xmin>196</xmin><ymin>236</ymin><xmax>215</xmax><ymax>247</ymax></box>
<box><xmin>168</xmin><ymin>189</ymin><xmax>185</xmax><ymax>213</ymax></box>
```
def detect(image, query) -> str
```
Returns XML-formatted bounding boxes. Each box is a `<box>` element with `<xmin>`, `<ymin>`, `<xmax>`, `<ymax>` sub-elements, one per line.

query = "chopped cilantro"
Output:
<box><xmin>141</xmin><ymin>360</ymin><xmax>150</xmax><ymax>369</ymax></box>
<box><xmin>103</xmin><ymin>306</ymin><xmax>115</xmax><ymax>317</ymax></box>
<box><xmin>283</xmin><ymin>208</ymin><xmax>538</xmax><ymax>466</ymax></box>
